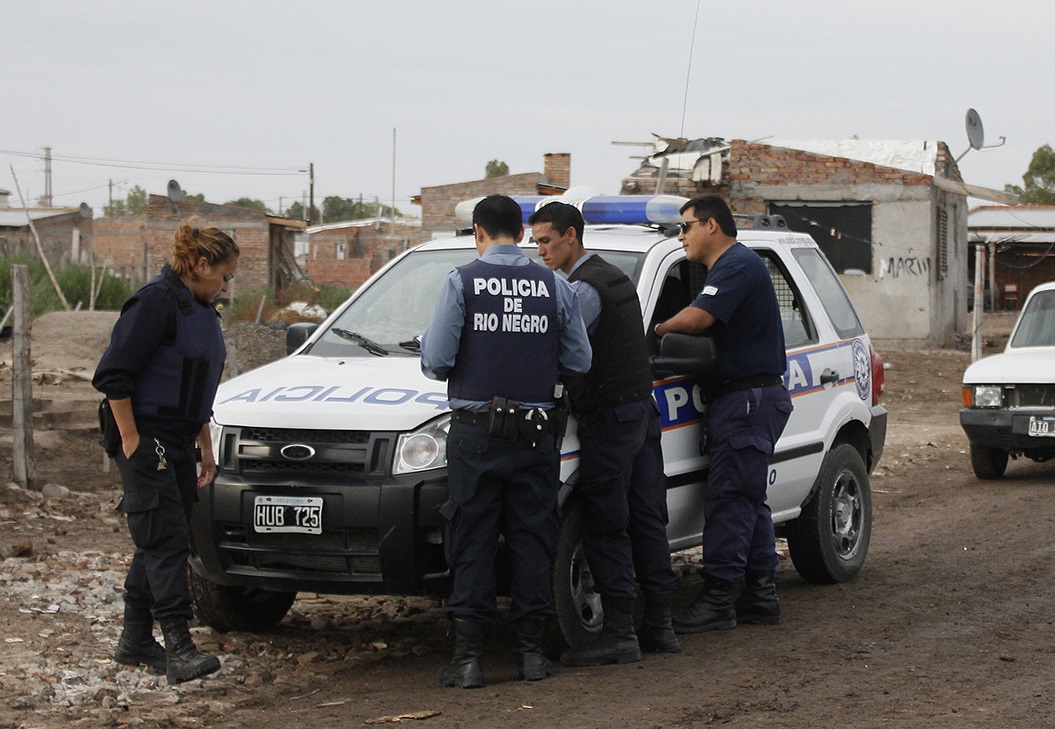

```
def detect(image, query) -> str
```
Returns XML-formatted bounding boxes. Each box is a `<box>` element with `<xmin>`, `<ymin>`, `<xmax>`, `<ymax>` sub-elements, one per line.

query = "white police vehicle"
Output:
<box><xmin>188</xmin><ymin>194</ymin><xmax>887</xmax><ymax>647</ymax></box>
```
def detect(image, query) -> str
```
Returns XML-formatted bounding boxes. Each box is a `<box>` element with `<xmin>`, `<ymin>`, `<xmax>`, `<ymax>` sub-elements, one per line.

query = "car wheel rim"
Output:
<box><xmin>830</xmin><ymin>471</ymin><xmax>863</xmax><ymax>559</ymax></box>
<box><xmin>569</xmin><ymin>540</ymin><xmax>603</xmax><ymax>631</ymax></box>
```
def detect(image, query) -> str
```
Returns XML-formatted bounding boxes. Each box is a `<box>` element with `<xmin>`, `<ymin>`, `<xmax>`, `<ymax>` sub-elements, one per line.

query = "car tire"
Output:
<box><xmin>969</xmin><ymin>442</ymin><xmax>1009</xmax><ymax>480</ymax></box>
<box><xmin>551</xmin><ymin>499</ymin><xmax>604</xmax><ymax>651</ymax></box>
<box><xmin>786</xmin><ymin>443</ymin><xmax>872</xmax><ymax>584</ymax></box>
<box><xmin>189</xmin><ymin>567</ymin><xmax>296</xmax><ymax>632</ymax></box>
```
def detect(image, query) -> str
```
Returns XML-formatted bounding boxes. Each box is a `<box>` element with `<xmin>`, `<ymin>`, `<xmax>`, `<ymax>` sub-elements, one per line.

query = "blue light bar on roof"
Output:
<box><xmin>579</xmin><ymin>195</ymin><xmax>687</xmax><ymax>225</ymax></box>
<box><xmin>454</xmin><ymin>194</ymin><xmax>689</xmax><ymax>227</ymax></box>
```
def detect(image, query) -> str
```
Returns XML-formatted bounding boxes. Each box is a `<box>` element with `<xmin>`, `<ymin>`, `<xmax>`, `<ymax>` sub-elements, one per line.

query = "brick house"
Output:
<box><xmin>91</xmin><ymin>194</ymin><xmax>305</xmax><ymax>296</ymax></box>
<box><xmin>968</xmin><ymin>206</ymin><xmax>1055</xmax><ymax>311</ymax></box>
<box><xmin>302</xmin><ymin>218</ymin><xmax>430</xmax><ymax>291</ymax></box>
<box><xmin>414</xmin><ymin>153</ymin><xmax>570</xmax><ymax>235</ymax></box>
<box><xmin>0</xmin><ymin>188</ymin><xmax>93</xmax><ymax>265</ymax></box>
<box><xmin>622</xmin><ymin>138</ymin><xmax>1016</xmax><ymax>347</ymax></box>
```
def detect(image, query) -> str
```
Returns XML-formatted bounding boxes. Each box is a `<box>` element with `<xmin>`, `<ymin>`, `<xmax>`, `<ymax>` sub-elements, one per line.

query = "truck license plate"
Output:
<box><xmin>253</xmin><ymin>495</ymin><xmax>323</xmax><ymax>534</ymax></box>
<box><xmin>1028</xmin><ymin>415</ymin><xmax>1055</xmax><ymax>438</ymax></box>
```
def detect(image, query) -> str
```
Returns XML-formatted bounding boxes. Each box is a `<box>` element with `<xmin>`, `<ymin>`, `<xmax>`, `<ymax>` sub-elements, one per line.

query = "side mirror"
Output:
<box><xmin>650</xmin><ymin>332</ymin><xmax>716</xmax><ymax>379</ymax></box>
<box><xmin>286</xmin><ymin>322</ymin><xmax>319</xmax><ymax>355</ymax></box>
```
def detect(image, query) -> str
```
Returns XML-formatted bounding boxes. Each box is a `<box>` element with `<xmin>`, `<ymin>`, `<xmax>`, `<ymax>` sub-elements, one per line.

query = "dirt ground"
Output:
<box><xmin>1</xmin><ymin>311</ymin><xmax>1053</xmax><ymax>729</ymax></box>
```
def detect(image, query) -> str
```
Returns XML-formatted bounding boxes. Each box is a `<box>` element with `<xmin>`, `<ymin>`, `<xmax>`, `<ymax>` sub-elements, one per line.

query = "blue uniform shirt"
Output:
<box><xmin>421</xmin><ymin>244</ymin><xmax>592</xmax><ymax>411</ymax></box>
<box><xmin>566</xmin><ymin>252</ymin><xmax>603</xmax><ymax>334</ymax></box>
<box><xmin>690</xmin><ymin>242</ymin><xmax>786</xmax><ymax>384</ymax></box>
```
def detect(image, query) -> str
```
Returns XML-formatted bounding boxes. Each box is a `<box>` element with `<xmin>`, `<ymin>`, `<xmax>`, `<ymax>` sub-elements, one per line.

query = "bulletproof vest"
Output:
<box><xmin>448</xmin><ymin>258</ymin><xmax>561</xmax><ymax>404</ymax></box>
<box><xmin>568</xmin><ymin>255</ymin><xmax>653</xmax><ymax>414</ymax></box>
<box><xmin>131</xmin><ymin>271</ymin><xmax>226</xmax><ymax>427</ymax></box>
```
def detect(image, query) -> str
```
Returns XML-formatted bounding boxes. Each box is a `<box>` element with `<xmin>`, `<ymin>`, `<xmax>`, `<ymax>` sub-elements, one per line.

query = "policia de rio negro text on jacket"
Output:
<box><xmin>93</xmin><ymin>220</ymin><xmax>239</xmax><ymax>685</ymax></box>
<box><xmin>420</xmin><ymin>194</ymin><xmax>592</xmax><ymax>688</ymax></box>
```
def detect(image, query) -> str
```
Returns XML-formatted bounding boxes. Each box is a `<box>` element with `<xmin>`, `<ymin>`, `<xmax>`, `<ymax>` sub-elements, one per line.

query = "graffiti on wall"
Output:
<box><xmin>878</xmin><ymin>256</ymin><xmax>931</xmax><ymax>280</ymax></box>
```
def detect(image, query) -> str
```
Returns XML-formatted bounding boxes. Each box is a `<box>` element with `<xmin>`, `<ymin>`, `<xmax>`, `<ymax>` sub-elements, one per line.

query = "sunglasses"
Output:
<box><xmin>678</xmin><ymin>219</ymin><xmax>703</xmax><ymax>234</ymax></box>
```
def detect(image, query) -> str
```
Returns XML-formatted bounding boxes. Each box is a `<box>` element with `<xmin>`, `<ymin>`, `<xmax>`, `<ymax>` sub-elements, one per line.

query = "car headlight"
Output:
<box><xmin>394</xmin><ymin>414</ymin><xmax>450</xmax><ymax>474</ymax></box>
<box><xmin>972</xmin><ymin>385</ymin><xmax>1004</xmax><ymax>408</ymax></box>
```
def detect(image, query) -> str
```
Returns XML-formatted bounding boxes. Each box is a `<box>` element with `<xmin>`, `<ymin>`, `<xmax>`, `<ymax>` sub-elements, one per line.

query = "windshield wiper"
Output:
<box><xmin>398</xmin><ymin>336</ymin><xmax>422</xmax><ymax>353</ymax></box>
<box><xmin>331</xmin><ymin>328</ymin><xmax>389</xmax><ymax>357</ymax></box>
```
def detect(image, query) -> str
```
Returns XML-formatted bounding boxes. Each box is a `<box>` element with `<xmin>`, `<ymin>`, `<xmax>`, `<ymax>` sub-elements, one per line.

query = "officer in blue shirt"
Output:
<box><xmin>421</xmin><ymin>194</ymin><xmax>591</xmax><ymax>688</ymax></box>
<box><xmin>529</xmin><ymin>202</ymin><xmax>679</xmax><ymax>666</ymax></box>
<box><xmin>94</xmin><ymin>220</ymin><xmax>239</xmax><ymax>684</ymax></box>
<box><xmin>655</xmin><ymin>195</ymin><xmax>793</xmax><ymax>634</ymax></box>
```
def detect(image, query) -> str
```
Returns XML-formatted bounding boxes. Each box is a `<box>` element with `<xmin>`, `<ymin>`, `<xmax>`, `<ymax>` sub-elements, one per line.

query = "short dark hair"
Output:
<box><xmin>472</xmin><ymin>194</ymin><xmax>524</xmax><ymax>240</ymax></box>
<box><xmin>680</xmin><ymin>195</ymin><xmax>737</xmax><ymax>238</ymax></box>
<box><xmin>527</xmin><ymin>201</ymin><xmax>584</xmax><ymax>243</ymax></box>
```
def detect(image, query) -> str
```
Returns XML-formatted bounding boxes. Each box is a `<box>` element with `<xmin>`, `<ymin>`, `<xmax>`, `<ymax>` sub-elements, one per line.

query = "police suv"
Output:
<box><xmin>188</xmin><ymin>194</ymin><xmax>887</xmax><ymax>648</ymax></box>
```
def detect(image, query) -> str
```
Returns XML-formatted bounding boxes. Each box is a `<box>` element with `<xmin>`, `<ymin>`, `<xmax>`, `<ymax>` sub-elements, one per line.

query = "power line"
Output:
<box><xmin>0</xmin><ymin>148</ymin><xmax>306</xmax><ymax>176</ymax></box>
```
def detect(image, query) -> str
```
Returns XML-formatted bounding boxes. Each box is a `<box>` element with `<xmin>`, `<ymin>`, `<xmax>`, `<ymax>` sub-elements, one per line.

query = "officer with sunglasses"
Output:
<box><xmin>655</xmin><ymin>195</ymin><xmax>793</xmax><ymax>635</ymax></box>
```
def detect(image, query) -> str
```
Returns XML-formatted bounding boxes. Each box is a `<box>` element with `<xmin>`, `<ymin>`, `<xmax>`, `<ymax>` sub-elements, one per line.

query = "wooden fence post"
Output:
<box><xmin>11</xmin><ymin>264</ymin><xmax>35</xmax><ymax>486</ymax></box>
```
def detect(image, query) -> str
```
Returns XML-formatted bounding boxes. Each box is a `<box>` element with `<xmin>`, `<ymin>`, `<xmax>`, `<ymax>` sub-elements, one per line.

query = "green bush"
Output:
<box><xmin>0</xmin><ymin>255</ymin><xmax>135</xmax><ymax>317</ymax></box>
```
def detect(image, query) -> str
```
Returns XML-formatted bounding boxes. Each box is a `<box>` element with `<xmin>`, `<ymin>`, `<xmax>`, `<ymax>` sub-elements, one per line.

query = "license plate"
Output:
<box><xmin>1028</xmin><ymin>415</ymin><xmax>1055</xmax><ymax>438</ymax></box>
<box><xmin>253</xmin><ymin>495</ymin><xmax>323</xmax><ymax>534</ymax></box>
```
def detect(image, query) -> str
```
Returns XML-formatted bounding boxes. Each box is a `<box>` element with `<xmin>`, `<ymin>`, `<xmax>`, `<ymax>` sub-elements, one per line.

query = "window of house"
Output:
<box><xmin>769</xmin><ymin>202</ymin><xmax>873</xmax><ymax>275</ymax></box>
<box><xmin>336</xmin><ymin>243</ymin><xmax>345</xmax><ymax>260</ymax></box>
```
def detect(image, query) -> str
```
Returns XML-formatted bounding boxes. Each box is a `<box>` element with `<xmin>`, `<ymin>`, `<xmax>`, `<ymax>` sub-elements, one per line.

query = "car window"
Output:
<box><xmin>310</xmin><ymin>249</ymin><xmax>477</xmax><ymax>356</ymax></box>
<box><xmin>762</xmin><ymin>253</ymin><xmax>814</xmax><ymax>348</ymax></box>
<box><xmin>792</xmin><ymin>247</ymin><xmax>865</xmax><ymax>340</ymax></box>
<box><xmin>1010</xmin><ymin>289</ymin><xmax>1055</xmax><ymax>347</ymax></box>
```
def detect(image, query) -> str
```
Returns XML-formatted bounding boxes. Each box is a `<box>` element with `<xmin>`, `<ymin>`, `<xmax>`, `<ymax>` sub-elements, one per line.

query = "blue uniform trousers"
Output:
<box><xmin>702</xmin><ymin>384</ymin><xmax>793</xmax><ymax>583</ymax></box>
<box><xmin>577</xmin><ymin>397</ymin><xmax>677</xmax><ymax>599</ymax></box>
<box><xmin>115</xmin><ymin>435</ymin><xmax>198</xmax><ymax>620</ymax></box>
<box><xmin>441</xmin><ymin>421</ymin><xmax>560</xmax><ymax>623</ymax></box>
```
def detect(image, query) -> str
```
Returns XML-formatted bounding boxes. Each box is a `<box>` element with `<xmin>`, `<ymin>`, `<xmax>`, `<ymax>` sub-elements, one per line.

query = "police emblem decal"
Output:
<box><xmin>852</xmin><ymin>339</ymin><xmax>871</xmax><ymax>401</ymax></box>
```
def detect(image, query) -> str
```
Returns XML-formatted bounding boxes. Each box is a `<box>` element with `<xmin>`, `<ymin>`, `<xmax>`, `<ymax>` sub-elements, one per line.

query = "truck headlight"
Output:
<box><xmin>394</xmin><ymin>414</ymin><xmax>450</xmax><ymax>474</ymax></box>
<box><xmin>972</xmin><ymin>385</ymin><xmax>1003</xmax><ymax>408</ymax></box>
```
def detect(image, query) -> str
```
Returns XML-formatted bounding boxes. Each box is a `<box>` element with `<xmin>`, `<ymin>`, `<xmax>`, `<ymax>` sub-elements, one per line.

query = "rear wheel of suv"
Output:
<box><xmin>969</xmin><ymin>442</ymin><xmax>1009</xmax><ymax>480</ymax></box>
<box><xmin>551</xmin><ymin>499</ymin><xmax>604</xmax><ymax>650</ymax></box>
<box><xmin>189</xmin><ymin>568</ymin><xmax>296</xmax><ymax>632</ymax></box>
<box><xmin>786</xmin><ymin>443</ymin><xmax>872</xmax><ymax>584</ymax></box>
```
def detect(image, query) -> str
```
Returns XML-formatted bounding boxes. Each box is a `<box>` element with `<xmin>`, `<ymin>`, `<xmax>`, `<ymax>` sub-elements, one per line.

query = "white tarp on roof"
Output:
<box><xmin>765</xmin><ymin>139</ymin><xmax>940</xmax><ymax>176</ymax></box>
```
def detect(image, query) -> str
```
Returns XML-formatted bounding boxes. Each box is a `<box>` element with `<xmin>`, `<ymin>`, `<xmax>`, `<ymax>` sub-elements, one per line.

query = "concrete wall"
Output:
<box><xmin>0</xmin><ymin>211</ymin><xmax>93</xmax><ymax>266</ymax></box>
<box><xmin>304</xmin><ymin>220</ymin><xmax>430</xmax><ymax>290</ymax></box>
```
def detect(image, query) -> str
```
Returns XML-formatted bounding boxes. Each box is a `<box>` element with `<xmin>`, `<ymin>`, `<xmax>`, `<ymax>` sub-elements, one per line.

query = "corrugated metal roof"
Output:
<box><xmin>968</xmin><ymin>205</ymin><xmax>1055</xmax><ymax>230</ymax></box>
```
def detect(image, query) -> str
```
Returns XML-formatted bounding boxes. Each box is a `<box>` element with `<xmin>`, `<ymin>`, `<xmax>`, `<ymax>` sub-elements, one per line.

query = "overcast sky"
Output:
<box><xmin>4</xmin><ymin>1</ymin><xmax>1052</xmax><ymax>217</ymax></box>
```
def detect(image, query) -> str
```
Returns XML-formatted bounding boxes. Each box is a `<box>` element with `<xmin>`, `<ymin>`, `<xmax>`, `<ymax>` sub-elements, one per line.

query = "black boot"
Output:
<box><xmin>438</xmin><ymin>618</ymin><xmax>486</xmax><ymax>688</ymax></box>
<box><xmin>514</xmin><ymin>618</ymin><xmax>552</xmax><ymax>681</ymax></box>
<box><xmin>113</xmin><ymin>604</ymin><xmax>167</xmax><ymax>673</ymax></box>
<box><xmin>638</xmin><ymin>590</ymin><xmax>680</xmax><ymax>653</ymax></box>
<box><xmin>158</xmin><ymin>617</ymin><xmax>221</xmax><ymax>685</ymax></box>
<box><xmin>672</xmin><ymin>577</ymin><xmax>738</xmax><ymax>634</ymax></box>
<box><xmin>560</xmin><ymin>596</ymin><xmax>642</xmax><ymax>666</ymax></box>
<box><xmin>735</xmin><ymin>572</ymin><xmax>782</xmax><ymax>625</ymax></box>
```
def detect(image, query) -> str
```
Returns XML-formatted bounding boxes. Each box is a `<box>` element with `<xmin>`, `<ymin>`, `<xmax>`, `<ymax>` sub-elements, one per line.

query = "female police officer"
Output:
<box><xmin>94</xmin><ymin>219</ymin><xmax>238</xmax><ymax>684</ymax></box>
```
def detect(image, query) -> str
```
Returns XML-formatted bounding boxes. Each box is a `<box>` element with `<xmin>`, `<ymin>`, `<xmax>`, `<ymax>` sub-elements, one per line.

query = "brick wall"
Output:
<box><xmin>304</xmin><ymin>221</ymin><xmax>430</xmax><ymax>290</ymax></box>
<box><xmin>544</xmin><ymin>153</ymin><xmax>571</xmax><ymax>188</ymax></box>
<box><xmin>0</xmin><ymin>211</ymin><xmax>92</xmax><ymax>266</ymax></box>
<box><xmin>419</xmin><ymin>172</ymin><xmax>549</xmax><ymax>233</ymax></box>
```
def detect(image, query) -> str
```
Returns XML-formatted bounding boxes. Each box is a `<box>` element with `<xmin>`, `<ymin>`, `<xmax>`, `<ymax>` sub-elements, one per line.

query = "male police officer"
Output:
<box><xmin>530</xmin><ymin>202</ymin><xmax>679</xmax><ymax>665</ymax></box>
<box><xmin>655</xmin><ymin>195</ymin><xmax>793</xmax><ymax>633</ymax></box>
<box><xmin>421</xmin><ymin>194</ymin><xmax>591</xmax><ymax>688</ymax></box>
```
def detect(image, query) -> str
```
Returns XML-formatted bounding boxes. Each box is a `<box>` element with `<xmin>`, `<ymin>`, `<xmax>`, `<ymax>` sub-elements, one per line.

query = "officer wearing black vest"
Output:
<box><xmin>421</xmin><ymin>195</ymin><xmax>591</xmax><ymax>688</ymax></box>
<box><xmin>529</xmin><ymin>202</ymin><xmax>680</xmax><ymax>666</ymax></box>
<box><xmin>94</xmin><ymin>220</ymin><xmax>238</xmax><ymax>685</ymax></box>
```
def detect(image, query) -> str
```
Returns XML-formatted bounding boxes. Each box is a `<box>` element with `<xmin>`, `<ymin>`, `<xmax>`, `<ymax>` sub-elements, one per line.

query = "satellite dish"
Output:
<box><xmin>965</xmin><ymin>109</ymin><xmax>984</xmax><ymax>151</ymax></box>
<box><xmin>78</xmin><ymin>202</ymin><xmax>92</xmax><ymax>219</ymax></box>
<box><xmin>167</xmin><ymin>179</ymin><xmax>184</xmax><ymax>203</ymax></box>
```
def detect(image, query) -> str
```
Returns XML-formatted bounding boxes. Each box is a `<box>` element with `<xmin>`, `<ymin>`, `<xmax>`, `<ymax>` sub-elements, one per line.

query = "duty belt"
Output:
<box><xmin>707</xmin><ymin>374</ymin><xmax>785</xmax><ymax>402</ymax></box>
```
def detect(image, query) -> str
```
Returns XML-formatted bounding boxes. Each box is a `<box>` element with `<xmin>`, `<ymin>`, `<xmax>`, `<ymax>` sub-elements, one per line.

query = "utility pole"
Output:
<box><xmin>308</xmin><ymin>163</ymin><xmax>315</xmax><ymax>224</ymax></box>
<box><xmin>43</xmin><ymin>147</ymin><xmax>52</xmax><ymax>207</ymax></box>
<box><xmin>391</xmin><ymin>128</ymin><xmax>397</xmax><ymax>221</ymax></box>
<box><xmin>108</xmin><ymin>179</ymin><xmax>113</xmax><ymax>212</ymax></box>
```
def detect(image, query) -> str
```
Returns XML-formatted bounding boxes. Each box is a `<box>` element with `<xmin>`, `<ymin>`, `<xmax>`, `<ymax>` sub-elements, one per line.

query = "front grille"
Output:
<box><xmin>220</xmin><ymin>526</ymin><xmax>382</xmax><ymax>575</ymax></box>
<box><xmin>221</xmin><ymin>426</ymin><xmax>395</xmax><ymax>478</ymax></box>
<box><xmin>1011</xmin><ymin>385</ymin><xmax>1055</xmax><ymax>409</ymax></box>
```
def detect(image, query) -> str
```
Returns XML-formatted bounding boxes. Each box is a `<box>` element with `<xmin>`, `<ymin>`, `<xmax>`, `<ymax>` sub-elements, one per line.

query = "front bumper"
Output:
<box><xmin>959</xmin><ymin>408</ymin><xmax>1055</xmax><ymax>455</ymax></box>
<box><xmin>189</xmin><ymin>469</ymin><xmax>452</xmax><ymax>597</ymax></box>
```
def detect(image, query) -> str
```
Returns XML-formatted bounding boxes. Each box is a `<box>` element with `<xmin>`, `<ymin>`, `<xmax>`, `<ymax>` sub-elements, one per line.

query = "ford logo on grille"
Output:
<box><xmin>280</xmin><ymin>444</ymin><xmax>316</xmax><ymax>461</ymax></box>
